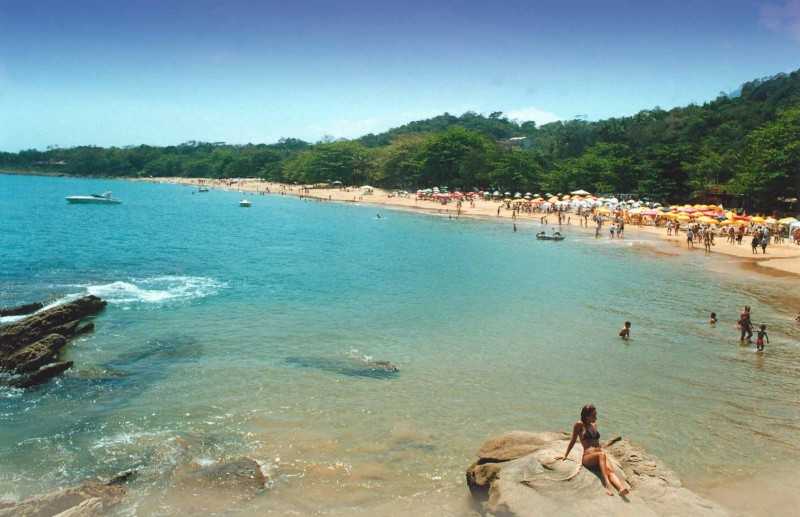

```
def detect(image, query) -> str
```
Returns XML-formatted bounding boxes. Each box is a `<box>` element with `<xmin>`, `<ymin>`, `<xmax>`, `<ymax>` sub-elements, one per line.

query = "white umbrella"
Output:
<box><xmin>570</xmin><ymin>189</ymin><xmax>591</xmax><ymax>196</ymax></box>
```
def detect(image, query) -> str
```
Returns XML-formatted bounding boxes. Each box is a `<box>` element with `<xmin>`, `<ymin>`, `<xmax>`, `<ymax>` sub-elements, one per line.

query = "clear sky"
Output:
<box><xmin>1</xmin><ymin>0</ymin><xmax>799</xmax><ymax>151</ymax></box>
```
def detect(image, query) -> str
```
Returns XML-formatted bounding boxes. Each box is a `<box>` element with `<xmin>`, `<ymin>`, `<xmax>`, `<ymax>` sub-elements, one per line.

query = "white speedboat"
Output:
<box><xmin>239</xmin><ymin>199</ymin><xmax>252</xmax><ymax>207</ymax></box>
<box><xmin>65</xmin><ymin>192</ymin><xmax>121</xmax><ymax>205</ymax></box>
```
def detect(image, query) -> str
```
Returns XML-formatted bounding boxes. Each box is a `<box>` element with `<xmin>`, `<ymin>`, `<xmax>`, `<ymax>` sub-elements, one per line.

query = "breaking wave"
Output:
<box><xmin>83</xmin><ymin>276</ymin><xmax>226</xmax><ymax>305</ymax></box>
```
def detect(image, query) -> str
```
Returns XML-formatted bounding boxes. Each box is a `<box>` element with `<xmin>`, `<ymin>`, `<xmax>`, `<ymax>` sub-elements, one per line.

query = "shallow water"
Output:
<box><xmin>1</xmin><ymin>174</ymin><xmax>799</xmax><ymax>513</ymax></box>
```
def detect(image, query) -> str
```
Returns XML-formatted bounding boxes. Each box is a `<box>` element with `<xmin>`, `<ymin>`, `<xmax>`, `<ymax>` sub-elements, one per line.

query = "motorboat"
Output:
<box><xmin>239</xmin><ymin>199</ymin><xmax>252</xmax><ymax>207</ymax></box>
<box><xmin>65</xmin><ymin>192</ymin><xmax>121</xmax><ymax>205</ymax></box>
<box><xmin>536</xmin><ymin>231</ymin><xmax>565</xmax><ymax>241</ymax></box>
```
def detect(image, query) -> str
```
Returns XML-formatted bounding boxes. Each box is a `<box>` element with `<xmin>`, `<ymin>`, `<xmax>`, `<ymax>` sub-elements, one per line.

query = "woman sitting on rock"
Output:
<box><xmin>560</xmin><ymin>404</ymin><xmax>629</xmax><ymax>496</ymax></box>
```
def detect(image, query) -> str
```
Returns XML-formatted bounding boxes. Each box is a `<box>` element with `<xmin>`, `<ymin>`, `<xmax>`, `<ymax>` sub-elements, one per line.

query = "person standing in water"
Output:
<box><xmin>739</xmin><ymin>306</ymin><xmax>753</xmax><ymax>343</ymax></box>
<box><xmin>619</xmin><ymin>321</ymin><xmax>631</xmax><ymax>340</ymax></box>
<box><xmin>560</xmin><ymin>404</ymin><xmax>629</xmax><ymax>497</ymax></box>
<box><xmin>709</xmin><ymin>312</ymin><xmax>717</xmax><ymax>325</ymax></box>
<box><xmin>755</xmin><ymin>324</ymin><xmax>769</xmax><ymax>352</ymax></box>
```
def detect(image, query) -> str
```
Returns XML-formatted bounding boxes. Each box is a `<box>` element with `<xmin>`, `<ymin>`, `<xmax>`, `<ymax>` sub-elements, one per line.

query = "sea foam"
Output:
<box><xmin>84</xmin><ymin>275</ymin><xmax>225</xmax><ymax>305</ymax></box>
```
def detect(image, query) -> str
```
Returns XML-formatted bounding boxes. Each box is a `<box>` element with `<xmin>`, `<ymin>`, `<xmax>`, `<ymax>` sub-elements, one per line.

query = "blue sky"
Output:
<box><xmin>1</xmin><ymin>0</ymin><xmax>799</xmax><ymax>151</ymax></box>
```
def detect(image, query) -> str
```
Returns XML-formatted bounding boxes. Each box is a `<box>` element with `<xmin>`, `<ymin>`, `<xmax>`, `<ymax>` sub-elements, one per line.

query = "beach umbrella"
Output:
<box><xmin>642</xmin><ymin>209</ymin><xmax>659</xmax><ymax>216</ymax></box>
<box><xmin>778</xmin><ymin>216</ymin><xmax>798</xmax><ymax>225</ymax></box>
<box><xmin>698</xmin><ymin>216</ymin><xmax>717</xmax><ymax>224</ymax></box>
<box><xmin>571</xmin><ymin>189</ymin><xmax>591</xmax><ymax>196</ymax></box>
<box><xmin>514</xmin><ymin>192</ymin><xmax>522</xmax><ymax>198</ymax></box>
<box><xmin>751</xmin><ymin>216</ymin><xmax>765</xmax><ymax>223</ymax></box>
<box><xmin>765</xmin><ymin>217</ymin><xmax>778</xmax><ymax>225</ymax></box>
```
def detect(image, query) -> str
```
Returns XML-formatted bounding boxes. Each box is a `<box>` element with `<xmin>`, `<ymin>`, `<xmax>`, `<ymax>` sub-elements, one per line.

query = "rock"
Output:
<box><xmin>0</xmin><ymin>471</ymin><xmax>131</xmax><ymax>517</ymax></box>
<box><xmin>0</xmin><ymin>334</ymin><xmax>67</xmax><ymax>372</ymax></box>
<box><xmin>181</xmin><ymin>457</ymin><xmax>268</xmax><ymax>491</ymax></box>
<box><xmin>10</xmin><ymin>361</ymin><xmax>74</xmax><ymax>388</ymax></box>
<box><xmin>465</xmin><ymin>431</ymin><xmax>729</xmax><ymax>517</ymax></box>
<box><xmin>0</xmin><ymin>295</ymin><xmax>106</xmax><ymax>356</ymax></box>
<box><xmin>0</xmin><ymin>302</ymin><xmax>43</xmax><ymax>317</ymax></box>
<box><xmin>285</xmin><ymin>355</ymin><xmax>399</xmax><ymax>379</ymax></box>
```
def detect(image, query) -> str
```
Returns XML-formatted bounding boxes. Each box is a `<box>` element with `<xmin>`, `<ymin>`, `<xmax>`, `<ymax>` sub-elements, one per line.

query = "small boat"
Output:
<box><xmin>65</xmin><ymin>192</ymin><xmax>121</xmax><ymax>205</ymax></box>
<box><xmin>239</xmin><ymin>199</ymin><xmax>252</xmax><ymax>207</ymax></box>
<box><xmin>198</xmin><ymin>186</ymin><xmax>209</xmax><ymax>192</ymax></box>
<box><xmin>536</xmin><ymin>231</ymin><xmax>565</xmax><ymax>241</ymax></box>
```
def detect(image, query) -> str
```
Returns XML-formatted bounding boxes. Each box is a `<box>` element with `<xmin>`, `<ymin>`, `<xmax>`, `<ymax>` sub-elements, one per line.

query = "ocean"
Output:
<box><xmin>1</xmin><ymin>173</ymin><xmax>799</xmax><ymax>514</ymax></box>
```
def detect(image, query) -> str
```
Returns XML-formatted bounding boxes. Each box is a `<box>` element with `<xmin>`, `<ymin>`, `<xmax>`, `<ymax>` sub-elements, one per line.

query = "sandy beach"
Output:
<box><xmin>146</xmin><ymin>177</ymin><xmax>800</xmax><ymax>279</ymax></box>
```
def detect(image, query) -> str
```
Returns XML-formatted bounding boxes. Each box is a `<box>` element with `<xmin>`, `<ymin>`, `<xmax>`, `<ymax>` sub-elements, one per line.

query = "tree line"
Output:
<box><xmin>2</xmin><ymin>70</ymin><xmax>799</xmax><ymax>211</ymax></box>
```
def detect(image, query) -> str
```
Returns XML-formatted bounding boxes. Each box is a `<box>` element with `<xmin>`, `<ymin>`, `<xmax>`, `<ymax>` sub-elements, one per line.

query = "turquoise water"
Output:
<box><xmin>1</xmin><ymin>174</ymin><xmax>800</xmax><ymax>513</ymax></box>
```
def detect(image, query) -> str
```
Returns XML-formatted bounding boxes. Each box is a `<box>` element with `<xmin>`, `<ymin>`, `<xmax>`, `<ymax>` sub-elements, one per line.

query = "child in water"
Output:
<box><xmin>709</xmin><ymin>312</ymin><xmax>717</xmax><ymax>325</ymax></box>
<box><xmin>619</xmin><ymin>321</ymin><xmax>631</xmax><ymax>340</ymax></box>
<box><xmin>756</xmin><ymin>324</ymin><xmax>769</xmax><ymax>352</ymax></box>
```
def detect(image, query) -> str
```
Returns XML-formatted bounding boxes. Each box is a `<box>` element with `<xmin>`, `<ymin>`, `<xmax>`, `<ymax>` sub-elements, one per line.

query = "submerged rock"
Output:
<box><xmin>0</xmin><ymin>470</ymin><xmax>133</xmax><ymax>517</ymax></box>
<box><xmin>9</xmin><ymin>361</ymin><xmax>74</xmax><ymax>388</ymax></box>
<box><xmin>0</xmin><ymin>301</ymin><xmax>43</xmax><ymax>317</ymax></box>
<box><xmin>285</xmin><ymin>355</ymin><xmax>399</xmax><ymax>379</ymax></box>
<box><xmin>465</xmin><ymin>431</ymin><xmax>728</xmax><ymax>517</ymax></box>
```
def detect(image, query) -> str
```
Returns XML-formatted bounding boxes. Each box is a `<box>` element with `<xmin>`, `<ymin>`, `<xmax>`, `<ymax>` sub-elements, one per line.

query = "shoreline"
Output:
<box><xmin>141</xmin><ymin>176</ymin><xmax>800</xmax><ymax>279</ymax></box>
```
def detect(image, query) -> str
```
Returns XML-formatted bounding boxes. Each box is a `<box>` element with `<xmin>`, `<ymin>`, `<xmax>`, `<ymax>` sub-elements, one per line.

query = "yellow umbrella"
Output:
<box><xmin>690</xmin><ymin>212</ymin><xmax>703</xmax><ymax>218</ymax></box>
<box><xmin>677</xmin><ymin>214</ymin><xmax>691</xmax><ymax>222</ymax></box>
<box><xmin>718</xmin><ymin>219</ymin><xmax>733</xmax><ymax>226</ymax></box>
<box><xmin>751</xmin><ymin>216</ymin><xmax>765</xmax><ymax>223</ymax></box>
<box><xmin>698</xmin><ymin>216</ymin><xmax>718</xmax><ymax>224</ymax></box>
<box><xmin>664</xmin><ymin>212</ymin><xmax>679</xmax><ymax>219</ymax></box>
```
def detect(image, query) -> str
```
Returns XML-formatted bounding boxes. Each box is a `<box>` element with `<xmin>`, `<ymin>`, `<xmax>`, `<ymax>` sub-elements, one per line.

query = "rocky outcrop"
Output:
<box><xmin>0</xmin><ymin>295</ymin><xmax>105</xmax><ymax>355</ymax></box>
<box><xmin>466</xmin><ymin>431</ymin><xmax>728</xmax><ymax>517</ymax></box>
<box><xmin>0</xmin><ymin>296</ymin><xmax>105</xmax><ymax>388</ymax></box>
<box><xmin>0</xmin><ymin>301</ymin><xmax>43</xmax><ymax>317</ymax></box>
<box><xmin>0</xmin><ymin>470</ymin><xmax>134</xmax><ymax>517</ymax></box>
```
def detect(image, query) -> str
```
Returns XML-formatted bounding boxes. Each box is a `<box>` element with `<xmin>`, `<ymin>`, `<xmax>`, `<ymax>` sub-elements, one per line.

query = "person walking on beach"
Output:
<box><xmin>619</xmin><ymin>321</ymin><xmax>631</xmax><ymax>340</ymax></box>
<box><xmin>760</xmin><ymin>232</ymin><xmax>769</xmax><ymax>254</ymax></box>
<box><xmin>739</xmin><ymin>306</ymin><xmax>753</xmax><ymax>343</ymax></box>
<box><xmin>560</xmin><ymin>404</ymin><xmax>630</xmax><ymax>497</ymax></box>
<box><xmin>703</xmin><ymin>229</ymin><xmax>712</xmax><ymax>253</ymax></box>
<box><xmin>755</xmin><ymin>324</ymin><xmax>769</xmax><ymax>352</ymax></box>
<box><xmin>686</xmin><ymin>227</ymin><xmax>694</xmax><ymax>248</ymax></box>
<box><xmin>751</xmin><ymin>232</ymin><xmax>760</xmax><ymax>254</ymax></box>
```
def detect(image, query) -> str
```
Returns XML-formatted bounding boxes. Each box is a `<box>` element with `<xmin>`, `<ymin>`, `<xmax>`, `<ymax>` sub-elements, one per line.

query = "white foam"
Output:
<box><xmin>84</xmin><ymin>275</ymin><xmax>225</xmax><ymax>305</ymax></box>
<box><xmin>1</xmin><ymin>276</ymin><xmax>224</xmax><ymax>322</ymax></box>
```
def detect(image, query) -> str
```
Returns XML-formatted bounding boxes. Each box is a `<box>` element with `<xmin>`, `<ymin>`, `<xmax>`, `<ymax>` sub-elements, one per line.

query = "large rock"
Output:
<box><xmin>0</xmin><ymin>295</ymin><xmax>106</xmax><ymax>355</ymax></box>
<box><xmin>0</xmin><ymin>334</ymin><xmax>67</xmax><ymax>372</ymax></box>
<box><xmin>0</xmin><ymin>301</ymin><xmax>43</xmax><ymax>317</ymax></box>
<box><xmin>466</xmin><ymin>431</ymin><xmax>728</xmax><ymax>517</ymax></box>
<box><xmin>0</xmin><ymin>471</ymin><xmax>133</xmax><ymax>517</ymax></box>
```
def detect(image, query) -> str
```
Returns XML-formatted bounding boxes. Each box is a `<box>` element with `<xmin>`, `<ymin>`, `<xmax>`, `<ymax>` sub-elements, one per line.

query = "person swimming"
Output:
<box><xmin>709</xmin><ymin>312</ymin><xmax>717</xmax><ymax>326</ymax></box>
<box><xmin>560</xmin><ymin>404</ymin><xmax>629</xmax><ymax>496</ymax></box>
<box><xmin>619</xmin><ymin>321</ymin><xmax>631</xmax><ymax>340</ymax></box>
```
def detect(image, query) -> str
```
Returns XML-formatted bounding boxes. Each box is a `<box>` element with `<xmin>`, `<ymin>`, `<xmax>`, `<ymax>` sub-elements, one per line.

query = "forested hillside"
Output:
<box><xmin>2</xmin><ymin>69</ymin><xmax>799</xmax><ymax>210</ymax></box>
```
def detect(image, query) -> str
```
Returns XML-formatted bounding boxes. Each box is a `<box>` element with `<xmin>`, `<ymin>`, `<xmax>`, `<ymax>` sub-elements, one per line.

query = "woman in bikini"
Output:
<box><xmin>560</xmin><ymin>404</ymin><xmax>629</xmax><ymax>496</ymax></box>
